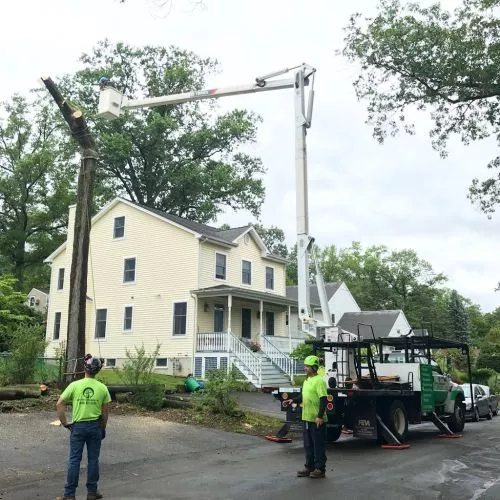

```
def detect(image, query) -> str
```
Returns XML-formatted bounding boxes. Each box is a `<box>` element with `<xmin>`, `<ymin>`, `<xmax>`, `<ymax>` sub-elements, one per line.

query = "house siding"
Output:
<box><xmin>198</xmin><ymin>234</ymin><xmax>286</xmax><ymax>296</ymax></box>
<box><xmin>388</xmin><ymin>312</ymin><xmax>412</xmax><ymax>337</ymax></box>
<box><xmin>45</xmin><ymin>201</ymin><xmax>199</xmax><ymax>373</ymax></box>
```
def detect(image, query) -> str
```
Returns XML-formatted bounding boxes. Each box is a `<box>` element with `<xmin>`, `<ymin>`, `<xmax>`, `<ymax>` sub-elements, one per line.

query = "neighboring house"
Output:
<box><xmin>44</xmin><ymin>197</ymin><xmax>298</xmax><ymax>386</ymax></box>
<box><xmin>26</xmin><ymin>288</ymin><xmax>49</xmax><ymax>314</ymax></box>
<box><xmin>286</xmin><ymin>282</ymin><xmax>361</xmax><ymax>331</ymax></box>
<box><xmin>412</xmin><ymin>329</ymin><xmax>429</xmax><ymax>337</ymax></box>
<box><xmin>337</xmin><ymin>310</ymin><xmax>412</xmax><ymax>341</ymax></box>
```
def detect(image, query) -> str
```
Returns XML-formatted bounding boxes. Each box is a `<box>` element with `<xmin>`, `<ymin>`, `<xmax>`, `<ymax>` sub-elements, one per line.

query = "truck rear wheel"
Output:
<box><xmin>448</xmin><ymin>397</ymin><xmax>465</xmax><ymax>433</ymax></box>
<box><xmin>326</xmin><ymin>425</ymin><xmax>342</xmax><ymax>442</ymax></box>
<box><xmin>386</xmin><ymin>400</ymin><xmax>408</xmax><ymax>443</ymax></box>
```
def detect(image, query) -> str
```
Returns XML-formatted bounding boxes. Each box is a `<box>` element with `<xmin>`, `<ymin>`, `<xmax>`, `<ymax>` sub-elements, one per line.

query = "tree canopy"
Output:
<box><xmin>342</xmin><ymin>0</ymin><xmax>500</xmax><ymax>216</ymax></box>
<box><xmin>62</xmin><ymin>40</ymin><xmax>266</xmax><ymax>223</ymax></box>
<box><xmin>0</xmin><ymin>94</ymin><xmax>74</xmax><ymax>289</ymax></box>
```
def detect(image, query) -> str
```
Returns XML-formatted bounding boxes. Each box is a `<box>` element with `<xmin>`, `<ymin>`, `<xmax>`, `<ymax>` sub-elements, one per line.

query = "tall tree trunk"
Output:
<box><xmin>41</xmin><ymin>77</ymin><xmax>97</xmax><ymax>381</ymax></box>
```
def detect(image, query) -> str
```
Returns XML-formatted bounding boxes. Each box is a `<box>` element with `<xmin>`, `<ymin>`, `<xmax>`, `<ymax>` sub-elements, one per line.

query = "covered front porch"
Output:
<box><xmin>192</xmin><ymin>285</ymin><xmax>307</xmax><ymax>353</ymax></box>
<box><xmin>191</xmin><ymin>285</ymin><xmax>309</xmax><ymax>383</ymax></box>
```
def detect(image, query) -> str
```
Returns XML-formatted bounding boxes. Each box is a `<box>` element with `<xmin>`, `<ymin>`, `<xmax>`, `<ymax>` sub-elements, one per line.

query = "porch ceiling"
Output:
<box><xmin>191</xmin><ymin>285</ymin><xmax>297</xmax><ymax>307</ymax></box>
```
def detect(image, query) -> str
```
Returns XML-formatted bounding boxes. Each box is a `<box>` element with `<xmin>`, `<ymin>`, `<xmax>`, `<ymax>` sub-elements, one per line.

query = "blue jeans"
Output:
<box><xmin>64</xmin><ymin>421</ymin><xmax>103</xmax><ymax>497</ymax></box>
<box><xmin>303</xmin><ymin>421</ymin><xmax>327</xmax><ymax>472</ymax></box>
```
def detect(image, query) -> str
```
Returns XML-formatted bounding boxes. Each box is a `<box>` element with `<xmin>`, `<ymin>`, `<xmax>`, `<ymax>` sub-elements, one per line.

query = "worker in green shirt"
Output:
<box><xmin>285</xmin><ymin>355</ymin><xmax>328</xmax><ymax>478</ymax></box>
<box><xmin>56</xmin><ymin>354</ymin><xmax>111</xmax><ymax>500</ymax></box>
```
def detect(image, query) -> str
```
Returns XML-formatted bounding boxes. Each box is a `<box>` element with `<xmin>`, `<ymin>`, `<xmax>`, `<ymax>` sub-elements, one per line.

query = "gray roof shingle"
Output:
<box><xmin>286</xmin><ymin>283</ymin><xmax>343</xmax><ymax>307</ymax></box>
<box><xmin>337</xmin><ymin>310</ymin><xmax>404</xmax><ymax>338</ymax></box>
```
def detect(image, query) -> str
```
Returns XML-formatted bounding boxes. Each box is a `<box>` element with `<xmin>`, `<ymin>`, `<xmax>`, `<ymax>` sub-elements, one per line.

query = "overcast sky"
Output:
<box><xmin>2</xmin><ymin>0</ymin><xmax>499</xmax><ymax>312</ymax></box>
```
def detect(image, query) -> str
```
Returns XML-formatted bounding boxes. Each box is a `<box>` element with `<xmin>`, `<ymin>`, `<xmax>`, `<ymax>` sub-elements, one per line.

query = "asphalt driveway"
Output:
<box><xmin>1</xmin><ymin>409</ymin><xmax>500</xmax><ymax>500</ymax></box>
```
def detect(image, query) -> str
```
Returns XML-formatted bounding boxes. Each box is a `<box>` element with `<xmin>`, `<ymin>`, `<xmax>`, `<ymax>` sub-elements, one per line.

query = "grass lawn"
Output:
<box><xmin>96</xmin><ymin>369</ymin><xmax>184</xmax><ymax>389</ymax></box>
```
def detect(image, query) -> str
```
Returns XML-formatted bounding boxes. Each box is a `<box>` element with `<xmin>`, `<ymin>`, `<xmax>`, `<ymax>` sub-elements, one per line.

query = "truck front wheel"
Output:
<box><xmin>387</xmin><ymin>400</ymin><xmax>409</xmax><ymax>443</ymax></box>
<box><xmin>448</xmin><ymin>397</ymin><xmax>466</xmax><ymax>433</ymax></box>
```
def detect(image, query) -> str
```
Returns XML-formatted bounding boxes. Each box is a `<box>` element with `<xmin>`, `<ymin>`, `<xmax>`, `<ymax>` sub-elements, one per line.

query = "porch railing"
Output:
<box><xmin>196</xmin><ymin>332</ymin><xmax>227</xmax><ymax>352</ymax></box>
<box><xmin>265</xmin><ymin>335</ymin><xmax>312</xmax><ymax>353</ymax></box>
<box><xmin>228</xmin><ymin>332</ymin><xmax>262</xmax><ymax>386</ymax></box>
<box><xmin>261</xmin><ymin>336</ymin><xmax>296</xmax><ymax>382</ymax></box>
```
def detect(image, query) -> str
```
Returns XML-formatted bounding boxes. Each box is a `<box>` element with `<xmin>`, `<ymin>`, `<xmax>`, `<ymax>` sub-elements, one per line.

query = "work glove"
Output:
<box><xmin>101</xmin><ymin>428</ymin><xmax>106</xmax><ymax>440</ymax></box>
<box><xmin>64</xmin><ymin>423</ymin><xmax>73</xmax><ymax>431</ymax></box>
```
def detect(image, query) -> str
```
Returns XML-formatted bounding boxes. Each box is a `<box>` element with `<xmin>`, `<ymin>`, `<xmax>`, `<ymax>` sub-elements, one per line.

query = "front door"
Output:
<box><xmin>214</xmin><ymin>304</ymin><xmax>224</xmax><ymax>332</ymax></box>
<box><xmin>242</xmin><ymin>308</ymin><xmax>251</xmax><ymax>339</ymax></box>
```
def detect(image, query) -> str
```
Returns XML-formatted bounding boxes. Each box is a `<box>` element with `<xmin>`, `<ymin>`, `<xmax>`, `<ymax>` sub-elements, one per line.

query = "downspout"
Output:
<box><xmin>190</xmin><ymin>293</ymin><xmax>198</xmax><ymax>376</ymax></box>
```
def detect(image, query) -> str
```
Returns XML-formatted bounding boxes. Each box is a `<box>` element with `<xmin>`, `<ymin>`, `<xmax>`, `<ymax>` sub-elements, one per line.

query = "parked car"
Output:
<box><xmin>461</xmin><ymin>384</ymin><xmax>495</xmax><ymax>421</ymax></box>
<box><xmin>478</xmin><ymin>384</ymin><xmax>499</xmax><ymax>417</ymax></box>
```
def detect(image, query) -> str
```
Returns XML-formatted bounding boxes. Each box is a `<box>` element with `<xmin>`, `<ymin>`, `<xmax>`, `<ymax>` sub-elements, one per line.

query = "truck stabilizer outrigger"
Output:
<box><xmin>266</xmin><ymin>335</ymin><xmax>473</xmax><ymax>448</ymax></box>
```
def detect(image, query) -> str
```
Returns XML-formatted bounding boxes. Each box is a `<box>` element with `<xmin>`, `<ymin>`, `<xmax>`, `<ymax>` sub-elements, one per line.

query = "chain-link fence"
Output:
<box><xmin>0</xmin><ymin>353</ymin><xmax>63</xmax><ymax>386</ymax></box>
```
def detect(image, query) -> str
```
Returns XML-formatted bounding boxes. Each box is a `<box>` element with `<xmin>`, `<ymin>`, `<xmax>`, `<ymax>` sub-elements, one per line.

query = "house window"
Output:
<box><xmin>95</xmin><ymin>309</ymin><xmax>107</xmax><ymax>339</ymax></box>
<box><xmin>173</xmin><ymin>302</ymin><xmax>187</xmax><ymax>336</ymax></box>
<box><xmin>215</xmin><ymin>253</ymin><xmax>226</xmax><ymax>280</ymax></box>
<box><xmin>29</xmin><ymin>297</ymin><xmax>35</xmax><ymax>307</ymax></box>
<box><xmin>113</xmin><ymin>216</ymin><xmax>125</xmax><ymax>239</ymax></box>
<box><xmin>57</xmin><ymin>268</ymin><xmax>65</xmax><ymax>290</ymax></box>
<box><xmin>106</xmin><ymin>358</ymin><xmax>116</xmax><ymax>368</ymax></box>
<box><xmin>123</xmin><ymin>257</ymin><xmax>136</xmax><ymax>283</ymax></box>
<box><xmin>156</xmin><ymin>358</ymin><xmax>168</xmax><ymax>368</ymax></box>
<box><xmin>266</xmin><ymin>266</ymin><xmax>274</xmax><ymax>290</ymax></box>
<box><xmin>214</xmin><ymin>304</ymin><xmax>224</xmax><ymax>333</ymax></box>
<box><xmin>242</xmin><ymin>260</ymin><xmax>251</xmax><ymax>285</ymax></box>
<box><xmin>265</xmin><ymin>311</ymin><xmax>275</xmax><ymax>336</ymax></box>
<box><xmin>53</xmin><ymin>312</ymin><xmax>61</xmax><ymax>340</ymax></box>
<box><xmin>123</xmin><ymin>306</ymin><xmax>133</xmax><ymax>331</ymax></box>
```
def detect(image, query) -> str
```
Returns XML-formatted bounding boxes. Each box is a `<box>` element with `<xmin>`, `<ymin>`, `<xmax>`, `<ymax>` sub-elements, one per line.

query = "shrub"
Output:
<box><xmin>0</xmin><ymin>323</ymin><xmax>47</xmax><ymax>385</ymax></box>
<box><xmin>289</xmin><ymin>343</ymin><xmax>313</xmax><ymax>361</ymax></box>
<box><xmin>116</xmin><ymin>343</ymin><xmax>161</xmax><ymax>385</ymax></box>
<box><xmin>196</xmin><ymin>367</ymin><xmax>239</xmax><ymax>416</ymax></box>
<box><xmin>132</xmin><ymin>384</ymin><xmax>164</xmax><ymax>411</ymax></box>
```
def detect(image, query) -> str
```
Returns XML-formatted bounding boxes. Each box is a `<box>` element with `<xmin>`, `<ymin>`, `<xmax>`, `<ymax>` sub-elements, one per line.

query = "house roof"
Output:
<box><xmin>337</xmin><ymin>310</ymin><xmax>404</xmax><ymax>338</ymax></box>
<box><xmin>286</xmin><ymin>283</ymin><xmax>343</xmax><ymax>307</ymax></box>
<box><xmin>45</xmin><ymin>197</ymin><xmax>287</xmax><ymax>264</ymax></box>
<box><xmin>28</xmin><ymin>287</ymin><xmax>49</xmax><ymax>296</ymax></box>
<box><xmin>191</xmin><ymin>285</ymin><xmax>296</xmax><ymax>307</ymax></box>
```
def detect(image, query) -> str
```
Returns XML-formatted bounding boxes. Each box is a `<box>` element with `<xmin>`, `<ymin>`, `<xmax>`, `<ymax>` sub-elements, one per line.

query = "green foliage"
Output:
<box><xmin>289</xmin><ymin>343</ymin><xmax>313</xmax><ymax>361</ymax></box>
<box><xmin>195</xmin><ymin>367</ymin><xmax>239</xmax><ymax>416</ymax></box>
<box><xmin>448</xmin><ymin>290</ymin><xmax>471</xmax><ymax>343</ymax></box>
<box><xmin>62</xmin><ymin>40</ymin><xmax>265</xmax><ymax>223</ymax></box>
<box><xmin>132</xmin><ymin>384</ymin><xmax>165</xmax><ymax>411</ymax></box>
<box><xmin>115</xmin><ymin>343</ymin><xmax>161</xmax><ymax>385</ymax></box>
<box><xmin>0</xmin><ymin>276</ymin><xmax>33</xmax><ymax>351</ymax></box>
<box><xmin>317</xmin><ymin>242</ymin><xmax>449</xmax><ymax>336</ymax></box>
<box><xmin>476</xmin><ymin>349</ymin><xmax>500</xmax><ymax>372</ymax></box>
<box><xmin>0</xmin><ymin>323</ymin><xmax>48</xmax><ymax>385</ymax></box>
<box><xmin>253</xmin><ymin>224</ymin><xmax>288</xmax><ymax>258</ymax></box>
<box><xmin>471</xmin><ymin>368</ymin><xmax>497</xmax><ymax>386</ymax></box>
<box><xmin>342</xmin><ymin>0</ymin><xmax>500</xmax><ymax>215</ymax></box>
<box><xmin>0</xmin><ymin>94</ymin><xmax>74</xmax><ymax>289</ymax></box>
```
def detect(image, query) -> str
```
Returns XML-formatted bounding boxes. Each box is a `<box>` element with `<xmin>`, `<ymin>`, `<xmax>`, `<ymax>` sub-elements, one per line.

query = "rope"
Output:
<box><xmin>87</xmin><ymin>211</ymin><xmax>102</xmax><ymax>361</ymax></box>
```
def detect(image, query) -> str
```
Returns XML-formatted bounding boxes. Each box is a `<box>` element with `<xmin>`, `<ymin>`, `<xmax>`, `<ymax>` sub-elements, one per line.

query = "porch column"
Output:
<box><xmin>259</xmin><ymin>300</ymin><xmax>264</xmax><ymax>342</ymax></box>
<box><xmin>288</xmin><ymin>304</ymin><xmax>292</xmax><ymax>353</ymax></box>
<box><xmin>227</xmin><ymin>294</ymin><xmax>232</xmax><ymax>355</ymax></box>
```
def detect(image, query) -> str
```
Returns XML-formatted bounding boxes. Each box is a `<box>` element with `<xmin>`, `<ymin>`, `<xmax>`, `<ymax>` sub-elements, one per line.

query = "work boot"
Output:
<box><xmin>296</xmin><ymin>468</ymin><xmax>313</xmax><ymax>477</ymax></box>
<box><xmin>309</xmin><ymin>469</ymin><xmax>325</xmax><ymax>479</ymax></box>
<box><xmin>87</xmin><ymin>493</ymin><xmax>103</xmax><ymax>500</ymax></box>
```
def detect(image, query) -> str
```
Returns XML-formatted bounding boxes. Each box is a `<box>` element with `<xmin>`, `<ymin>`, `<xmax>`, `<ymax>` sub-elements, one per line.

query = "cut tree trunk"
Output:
<box><xmin>0</xmin><ymin>390</ymin><xmax>41</xmax><ymax>400</ymax></box>
<box><xmin>41</xmin><ymin>77</ymin><xmax>97</xmax><ymax>382</ymax></box>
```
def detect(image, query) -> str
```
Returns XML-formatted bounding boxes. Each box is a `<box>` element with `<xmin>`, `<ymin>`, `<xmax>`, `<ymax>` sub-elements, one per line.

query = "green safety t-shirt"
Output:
<box><xmin>301</xmin><ymin>374</ymin><xmax>328</xmax><ymax>422</ymax></box>
<box><xmin>61</xmin><ymin>378</ymin><xmax>112</xmax><ymax>423</ymax></box>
